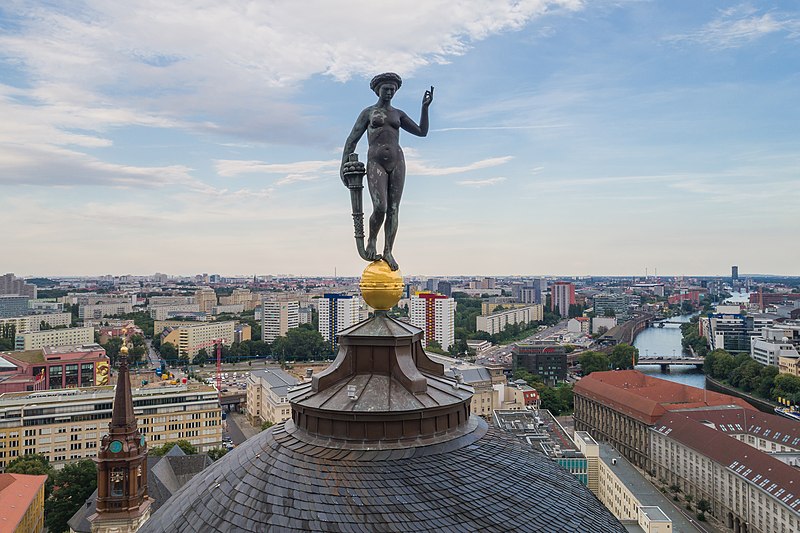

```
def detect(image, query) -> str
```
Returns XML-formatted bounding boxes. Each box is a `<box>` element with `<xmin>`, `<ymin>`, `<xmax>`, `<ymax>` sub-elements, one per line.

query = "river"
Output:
<box><xmin>633</xmin><ymin>314</ymin><xmax>706</xmax><ymax>389</ymax></box>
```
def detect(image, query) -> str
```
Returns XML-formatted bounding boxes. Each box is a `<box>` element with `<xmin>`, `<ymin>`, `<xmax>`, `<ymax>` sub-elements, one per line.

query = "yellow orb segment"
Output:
<box><xmin>360</xmin><ymin>260</ymin><xmax>404</xmax><ymax>310</ymax></box>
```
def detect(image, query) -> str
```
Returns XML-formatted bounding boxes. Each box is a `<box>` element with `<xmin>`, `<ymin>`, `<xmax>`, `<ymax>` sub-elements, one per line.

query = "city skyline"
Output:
<box><xmin>2</xmin><ymin>1</ymin><xmax>798</xmax><ymax>277</ymax></box>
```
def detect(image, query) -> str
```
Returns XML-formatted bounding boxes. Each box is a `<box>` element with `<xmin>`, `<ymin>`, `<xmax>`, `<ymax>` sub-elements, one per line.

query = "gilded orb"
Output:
<box><xmin>360</xmin><ymin>260</ymin><xmax>404</xmax><ymax>310</ymax></box>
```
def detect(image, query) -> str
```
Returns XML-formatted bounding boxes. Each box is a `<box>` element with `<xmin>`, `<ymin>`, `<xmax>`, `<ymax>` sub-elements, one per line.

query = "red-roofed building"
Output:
<box><xmin>573</xmin><ymin>370</ymin><xmax>754</xmax><ymax>469</ymax></box>
<box><xmin>652</xmin><ymin>413</ymin><xmax>800</xmax><ymax>533</ymax></box>
<box><xmin>0</xmin><ymin>473</ymin><xmax>47</xmax><ymax>533</ymax></box>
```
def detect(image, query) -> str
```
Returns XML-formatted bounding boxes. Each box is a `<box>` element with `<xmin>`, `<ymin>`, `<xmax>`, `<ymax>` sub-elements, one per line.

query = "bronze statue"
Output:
<box><xmin>341</xmin><ymin>73</ymin><xmax>433</xmax><ymax>271</ymax></box>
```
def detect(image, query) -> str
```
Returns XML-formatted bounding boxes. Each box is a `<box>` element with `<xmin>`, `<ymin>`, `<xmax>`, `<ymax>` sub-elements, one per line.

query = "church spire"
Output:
<box><xmin>91</xmin><ymin>343</ymin><xmax>152</xmax><ymax>532</ymax></box>
<box><xmin>110</xmin><ymin>342</ymin><xmax>136</xmax><ymax>430</ymax></box>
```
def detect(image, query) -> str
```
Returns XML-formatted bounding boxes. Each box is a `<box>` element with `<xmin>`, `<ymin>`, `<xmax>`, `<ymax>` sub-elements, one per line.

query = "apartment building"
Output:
<box><xmin>149</xmin><ymin>304</ymin><xmax>201</xmax><ymax>321</ymax></box>
<box><xmin>551</xmin><ymin>282</ymin><xmax>575</xmax><ymax>318</ymax></box>
<box><xmin>219</xmin><ymin>288</ymin><xmax>260</xmax><ymax>312</ymax></box>
<box><xmin>0</xmin><ymin>274</ymin><xmax>36</xmax><ymax>299</ymax></box>
<box><xmin>0</xmin><ymin>296</ymin><xmax>29</xmax><ymax>319</ymax></box>
<box><xmin>160</xmin><ymin>321</ymin><xmax>235</xmax><ymax>360</ymax></box>
<box><xmin>317</xmin><ymin>294</ymin><xmax>361</xmax><ymax>351</ymax></box>
<box><xmin>652</xmin><ymin>413</ymin><xmax>800</xmax><ymax>533</ymax></box>
<box><xmin>194</xmin><ymin>288</ymin><xmax>218</xmax><ymax>314</ymax></box>
<box><xmin>476</xmin><ymin>305</ymin><xmax>543</xmax><ymax>335</ymax></box>
<box><xmin>409</xmin><ymin>292</ymin><xmax>455</xmax><ymax>350</ymax></box>
<box><xmin>78</xmin><ymin>301</ymin><xmax>133</xmax><ymax>320</ymax></box>
<box><xmin>14</xmin><ymin>326</ymin><xmax>94</xmax><ymax>351</ymax></box>
<box><xmin>0</xmin><ymin>473</ymin><xmax>46</xmax><ymax>532</ymax></box>
<box><xmin>0</xmin><ymin>383</ymin><xmax>222</xmax><ymax>471</ymax></box>
<box><xmin>262</xmin><ymin>299</ymin><xmax>299</xmax><ymax>343</ymax></box>
<box><xmin>246</xmin><ymin>368</ymin><xmax>299</xmax><ymax>426</ymax></box>
<box><xmin>0</xmin><ymin>312</ymin><xmax>72</xmax><ymax>333</ymax></box>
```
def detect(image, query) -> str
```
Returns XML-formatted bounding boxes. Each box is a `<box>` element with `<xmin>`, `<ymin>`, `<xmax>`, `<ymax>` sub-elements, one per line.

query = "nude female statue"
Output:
<box><xmin>341</xmin><ymin>72</ymin><xmax>433</xmax><ymax>271</ymax></box>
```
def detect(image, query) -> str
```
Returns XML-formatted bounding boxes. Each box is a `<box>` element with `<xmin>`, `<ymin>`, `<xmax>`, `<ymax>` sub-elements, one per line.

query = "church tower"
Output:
<box><xmin>89</xmin><ymin>343</ymin><xmax>152</xmax><ymax>533</ymax></box>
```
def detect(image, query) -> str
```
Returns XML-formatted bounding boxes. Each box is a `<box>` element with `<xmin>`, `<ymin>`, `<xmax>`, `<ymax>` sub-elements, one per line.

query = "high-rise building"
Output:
<box><xmin>551</xmin><ymin>282</ymin><xmax>575</xmax><ymax>318</ymax></box>
<box><xmin>0</xmin><ymin>273</ymin><xmax>36</xmax><ymax>299</ymax></box>
<box><xmin>317</xmin><ymin>294</ymin><xmax>360</xmax><ymax>351</ymax></box>
<box><xmin>437</xmin><ymin>280</ymin><xmax>452</xmax><ymax>297</ymax></box>
<box><xmin>194</xmin><ymin>287</ymin><xmax>217</xmax><ymax>314</ymax></box>
<box><xmin>519</xmin><ymin>279</ymin><xmax>545</xmax><ymax>305</ymax></box>
<box><xmin>513</xmin><ymin>341</ymin><xmax>567</xmax><ymax>384</ymax></box>
<box><xmin>732</xmin><ymin>265</ymin><xmax>739</xmax><ymax>281</ymax></box>
<box><xmin>0</xmin><ymin>295</ymin><xmax>30</xmax><ymax>319</ymax></box>
<box><xmin>160</xmin><ymin>321</ymin><xmax>236</xmax><ymax>359</ymax></box>
<box><xmin>409</xmin><ymin>293</ymin><xmax>455</xmax><ymax>350</ymax></box>
<box><xmin>261</xmin><ymin>299</ymin><xmax>299</xmax><ymax>342</ymax></box>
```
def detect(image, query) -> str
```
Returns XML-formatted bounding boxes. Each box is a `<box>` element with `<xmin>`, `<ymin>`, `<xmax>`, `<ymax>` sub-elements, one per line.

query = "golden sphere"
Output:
<box><xmin>360</xmin><ymin>260</ymin><xmax>403</xmax><ymax>310</ymax></box>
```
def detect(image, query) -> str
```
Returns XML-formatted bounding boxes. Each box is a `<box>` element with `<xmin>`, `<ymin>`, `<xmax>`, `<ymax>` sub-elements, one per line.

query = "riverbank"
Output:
<box><xmin>704</xmin><ymin>376</ymin><xmax>777</xmax><ymax>414</ymax></box>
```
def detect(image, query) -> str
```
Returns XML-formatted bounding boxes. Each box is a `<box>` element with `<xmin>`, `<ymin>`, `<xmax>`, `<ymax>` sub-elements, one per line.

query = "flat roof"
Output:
<box><xmin>1</xmin><ymin>350</ymin><xmax>44</xmax><ymax>364</ymax></box>
<box><xmin>598</xmin><ymin>443</ymin><xmax>701</xmax><ymax>532</ymax></box>
<box><xmin>43</xmin><ymin>344</ymin><xmax>104</xmax><ymax>354</ymax></box>
<box><xmin>640</xmin><ymin>506</ymin><xmax>669</xmax><ymax>522</ymax></box>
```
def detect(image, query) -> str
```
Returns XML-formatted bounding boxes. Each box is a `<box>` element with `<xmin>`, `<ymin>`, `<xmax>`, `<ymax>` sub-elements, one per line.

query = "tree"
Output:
<box><xmin>578</xmin><ymin>351</ymin><xmax>611</xmax><ymax>376</ymax></box>
<box><xmin>6</xmin><ymin>454</ymin><xmax>54</xmax><ymax>497</ymax></box>
<box><xmin>697</xmin><ymin>499</ymin><xmax>711</xmax><ymax>514</ymax></box>
<box><xmin>102</xmin><ymin>337</ymin><xmax>124</xmax><ymax>365</ymax></box>
<box><xmin>207</xmin><ymin>447</ymin><xmax>228</xmax><ymax>461</ymax></box>
<box><xmin>711</xmin><ymin>350</ymin><xmax>737</xmax><ymax>380</ymax></box>
<box><xmin>194</xmin><ymin>348</ymin><xmax>209</xmax><ymax>366</ymax></box>
<box><xmin>159</xmin><ymin>342</ymin><xmax>178</xmax><ymax>362</ymax></box>
<box><xmin>773</xmin><ymin>373</ymin><xmax>800</xmax><ymax>403</ymax></box>
<box><xmin>261</xmin><ymin>420</ymin><xmax>274</xmax><ymax>431</ymax></box>
<box><xmin>609</xmin><ymin>343</ymin><xmax>639</xmax><ymax>370</ymax></box>
<box><xmin>272</xmin><ymin>324</ymin><xmax>327</xmax><ymax>361</ymax></box>
<box><xmin>425</xmin><ymin>340</ymin><xmax>448</xmax><ymax>355</ymax></box>
<box><xmin>45</xmin><ymin>459</ymin><xmax>97</xmax><ymax>533</ymax></box>
<box><xmin>149</xmin><ymin>439</ymin><xmax>198</xmax><ymax>456</ymax></box>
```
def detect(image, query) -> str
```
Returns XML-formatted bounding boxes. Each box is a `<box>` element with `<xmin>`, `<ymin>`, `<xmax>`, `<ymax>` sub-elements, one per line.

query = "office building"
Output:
<box><xmin>261</xmin><ymin>299</ymin><xmax>299</xmax><ymax>343</ymax></box>
<box><xmin>0</xmin><ymin>473</ymin><xmax>46</xmax><ymax>533</ymax></box>
<box><xmin>317</xmin><ymin>294</ymin><xmax>360</xmax><ymax>351</ymax></box>
<box><xmin>246</xmin><ymin>368</ymin><xmax>300</xmax><ymax>426</ymax></box>
<box><xmin>593</xmin><ymin>293</ymin><xmax>638</xmax><ymax>321</ymax></box>
<box><xmin>436</xmin><ymin>280</ymin><xmax>452</xmax><ymax>297</ymax></box>
<box><xmin>652</xmin><ymin>412</ymin><xmax>800</xmax><ymax>533</ymax></box>
<box><xmin>409</xmin><ymin>292</ymin><xmax>455</xmax><ymax>350</ymax></box>
<box><xmin>551</xmin><ymin>282</ymin><xmax>575</xmax><ymax>318</ymax></box>
<box><xmin>476</xmin><ymin>305</ymin><xmax>542</xmax><ymax>335</ymax></box>
<box><xmin>0</xmin><ymin>274</ymin><xmax>36</xmax><ymax>299</ymax></box>
<box><xmin>0</xmin><ymin>382</ymin><xmax>222</xmax><ymax>471</ymax></box>
<box><xmin>732</xmin><ymin>265</ymin><xmax>739</xmax><ymax>281</ymax></box>
<box><xmin>573</xmin><ymin>370</ymin><xmax>753</xmax><ymax>469</ymax></box>
<box><xmin>148</xmin><ymin>295</ymin><xmax>195</xmax><ymax>306</ymax></box>
<box><xmin>0</xmin><ymin>344</ymin><xmax>109</xmax><ymax>392</ymax></box>
<box><xmin>0</xmin><ymin>296</ymin><xmax>30</xmax><ymax>319</ymax></box>
<box><xmin>14</xmin><ymin>326</ymin><xmax>94</xmax><ymax>351</ymax></box>
<box><xmin>513</xmin><ymin>341</ymin><xmax>567</xmax><ymax>384</ymax></box>
<box><xmin>160</xmin><ymin>321</ymin><xmax>235</xmax><ymax>359</ymax></box>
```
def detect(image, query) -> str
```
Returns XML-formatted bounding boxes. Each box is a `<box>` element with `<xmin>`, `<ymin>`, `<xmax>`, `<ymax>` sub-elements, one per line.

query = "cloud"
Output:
<box><xmin>456</xmin><ymin>176</ymin><xmax>507</xmax><ymax>187</ymax></box>
<box><xmin>406</xmin><ymin>155</ymin><xmax>513</xmax><ymax>176</ymax></box>
<box><xmin>214</xmin><ymin>159</ymin><xmax>338</xmax><ymax>177</ymax></box>
<box><xmin>666</xmin><ymin>7</ymin><xmax>800</xmax><ymax>49</ymax></box>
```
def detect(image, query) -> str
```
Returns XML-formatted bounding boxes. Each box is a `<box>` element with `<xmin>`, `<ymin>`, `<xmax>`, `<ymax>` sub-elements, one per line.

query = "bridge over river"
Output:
<box><xmin>636</xmin><ymin>356</ymin><xmax>704</xmax><ymax>372</ymax></box>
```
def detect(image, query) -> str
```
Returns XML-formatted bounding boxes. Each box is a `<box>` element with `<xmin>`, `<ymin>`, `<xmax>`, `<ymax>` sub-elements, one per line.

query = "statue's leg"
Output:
<box><xmin>366</xmin><ymin>161</ymin><xmax>388</xmax><ymax>262</ymax></box>
<box><xmin>382</xmin><ymin>158</ymin><xmax>405</xmax><ymax>271</ymax></box>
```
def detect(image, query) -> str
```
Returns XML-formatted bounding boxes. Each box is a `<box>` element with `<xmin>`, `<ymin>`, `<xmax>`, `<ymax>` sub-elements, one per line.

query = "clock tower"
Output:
<box><xmin>90</xmin><ymin>343</ymin><xmax>152</xmax><ymax>533</ymax></box>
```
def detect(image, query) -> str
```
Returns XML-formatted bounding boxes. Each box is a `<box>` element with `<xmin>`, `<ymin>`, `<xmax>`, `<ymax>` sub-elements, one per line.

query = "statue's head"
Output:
<box><xmin>370</xmin><ymin>72</ymin><xmax>402</xmax><ymax>96</ymax></box>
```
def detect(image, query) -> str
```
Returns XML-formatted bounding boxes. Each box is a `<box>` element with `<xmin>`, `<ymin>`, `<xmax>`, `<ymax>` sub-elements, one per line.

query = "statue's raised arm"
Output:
<box><xmin>340</xmin><ymin>73</ymin><xmax>434</xmax><ymax>271</ymax></box>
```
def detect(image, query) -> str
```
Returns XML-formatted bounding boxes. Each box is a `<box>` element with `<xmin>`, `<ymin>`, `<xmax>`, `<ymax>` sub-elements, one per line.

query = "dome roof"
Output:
<box><xmin>141</xmin><ymin>417</ymin><xmax>626</xmax><ymax>532</ymax></box>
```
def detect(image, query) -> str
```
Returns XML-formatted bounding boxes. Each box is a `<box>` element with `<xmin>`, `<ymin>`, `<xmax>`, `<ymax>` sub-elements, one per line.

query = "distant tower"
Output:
<box><xmin>551</xmin><ymin>282</ymin><xmax>576</xmax><ymax>318</ymax></box>
<box><xmin>731</xmin><ymin>265</ymin><xmax>739</xmax><ymax>282</ymax></box>
<box><xmin>90</xmin><ymin>344</ymin><xmax>152</xmax><ymax>533</ymax></box>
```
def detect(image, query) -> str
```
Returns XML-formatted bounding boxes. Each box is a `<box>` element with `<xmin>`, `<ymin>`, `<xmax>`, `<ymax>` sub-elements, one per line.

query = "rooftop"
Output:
<box><xmin>678</xmin><ymin>405</ymin><xmax>800</xmax><ymax>447</ymax></box>
<box><xmin>0</xmin><ymin>473</ymin><xmax>47</xmax><ymax>531</ymax></box>
<box><xmin>598</xmin><ymin>443</ymin><xmax>702</xmax><ymax>532</ymax></box>
<box><xmin>653</xmin><ymin>413</ymin><xmax>800</xmax><ymax>514</ymax></box>
<box><xmin>574</xmin><ymin>370</ymin><xmax>754</xmax><ymax>425</ymax></box>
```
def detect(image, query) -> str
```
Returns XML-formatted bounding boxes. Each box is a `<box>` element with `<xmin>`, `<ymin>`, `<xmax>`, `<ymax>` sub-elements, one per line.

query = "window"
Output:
<box><xmin>81</xmin><ymin>363</ymin><xmax>94</xmax><ymax>387</ymax></box>
<box><xmin>110</xmin><ymin>468</ymin><xmax>125</xmax><ymax>497</ymax></box>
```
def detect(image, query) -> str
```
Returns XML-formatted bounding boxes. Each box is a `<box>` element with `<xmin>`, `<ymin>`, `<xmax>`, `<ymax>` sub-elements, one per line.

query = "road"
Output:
<box><xmin>475</xmin><ymin>319</ymin><xmax>569</xmax><ymax>367</ymax></box>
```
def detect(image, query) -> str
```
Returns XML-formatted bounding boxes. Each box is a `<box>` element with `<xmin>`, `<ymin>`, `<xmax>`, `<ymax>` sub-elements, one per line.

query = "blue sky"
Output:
<box><xmin>1</xmin><ymin>1</ymin><xmax>798</xmax><ymax>277</ymax></box>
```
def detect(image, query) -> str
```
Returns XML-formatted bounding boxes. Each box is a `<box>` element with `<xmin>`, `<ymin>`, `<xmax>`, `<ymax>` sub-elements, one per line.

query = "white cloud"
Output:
<box><xmin>666</xmin><ymin>7</ymin><xmax>800</xmax><ymax>49</ymax></box>
<box><xmin>406</xmin><ymin>155</ymin><xmax>513</xmax><ymax>176</ymax></box>
<box><xmin>456</xmin><ymin>176</ymin><xmax>507</xmax><ymax>187</ymax></box>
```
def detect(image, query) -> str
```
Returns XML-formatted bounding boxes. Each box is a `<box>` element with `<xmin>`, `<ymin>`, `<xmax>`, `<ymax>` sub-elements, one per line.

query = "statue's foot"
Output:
<box><xmin>382</xmin><ymin>252</ymin><xmax>399</xmax><ymax>271</ymax></box>
<box><xmin>365</xmin><ymin>242</ymin><xmax>382</xmax><ymax>262</ymax></box>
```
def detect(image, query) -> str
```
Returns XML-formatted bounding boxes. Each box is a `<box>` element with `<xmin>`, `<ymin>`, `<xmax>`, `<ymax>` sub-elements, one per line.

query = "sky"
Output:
<box><xmin>1</xmin><ymin>1</ymin><xmax>798</xmax><ymax>278</ymax></box>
